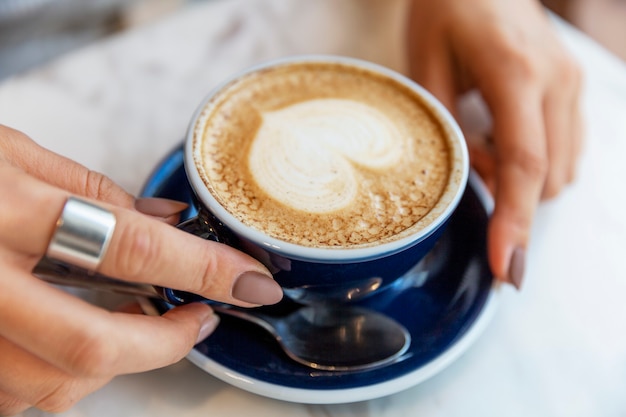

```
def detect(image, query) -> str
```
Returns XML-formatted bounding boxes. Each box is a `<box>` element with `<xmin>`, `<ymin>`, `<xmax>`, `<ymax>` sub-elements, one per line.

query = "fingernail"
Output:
<box><xmin>508</xmin><ymin>247</ymin><xmax>526</xmax><ymax>290</ymax></box>
<box><xmin>232</xmin><ymin>271</ymin><xmax>283</xmax><ymax>305</ymax></box>
<box><xmin>135</xmin><ymin>197</ymin><xmax>188</xmax><ymax>218</ymax></box>
<box><xmin>196</xmin><ymin>312</ymin><xmax>220</xmax><ymax>344</ymax></box>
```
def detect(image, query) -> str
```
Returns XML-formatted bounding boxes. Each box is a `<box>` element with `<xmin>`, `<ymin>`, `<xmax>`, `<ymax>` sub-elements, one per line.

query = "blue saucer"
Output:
<box><xmin>141</xmin><ymin>144</ymin><xmax>498</xmax><ymax>404</ymax></box>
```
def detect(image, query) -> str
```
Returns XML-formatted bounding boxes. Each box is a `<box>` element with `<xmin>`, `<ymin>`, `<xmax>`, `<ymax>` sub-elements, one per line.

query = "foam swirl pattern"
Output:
<box><xmin>249</xmin><ymin>99</ymin><xmax>404</xmax><ymax>213</ymax></box>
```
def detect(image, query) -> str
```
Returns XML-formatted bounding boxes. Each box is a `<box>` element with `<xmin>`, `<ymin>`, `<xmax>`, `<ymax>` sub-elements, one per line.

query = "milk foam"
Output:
<box><xmin>248</xmin><ymin>99</ymin><xmax>404</xmax><ymax>213</ymax></box>
<box><xmin>195</xmin><ymin>62</ymin><xmax>454</xmax><ymax>248</ymax></box>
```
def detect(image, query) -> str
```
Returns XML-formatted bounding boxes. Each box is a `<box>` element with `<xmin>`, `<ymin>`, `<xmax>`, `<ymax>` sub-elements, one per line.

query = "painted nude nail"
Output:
<box><xmin>135</xmin><ymin>197</ymin><xmax>188</xmax><ymax>218</ymax></box>
<box><xmin>196</xmin><ymin>313</ymin><xmax>220</xmax><ymax>344</ymax></box>
<box><xmin>508</xmin><ymin>246</ymin><xmax>526</xmax><ymax>290</ymax></box>
<box><xmin>232</xmin><ymin>271</ymin><xmax>283</xmax><ymax>305</ymax></box>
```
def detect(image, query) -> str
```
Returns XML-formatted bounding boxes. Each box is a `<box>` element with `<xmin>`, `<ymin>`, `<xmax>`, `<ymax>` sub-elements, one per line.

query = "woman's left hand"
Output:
<box><xmin>406</xmin><ymin>0</ymin><xmax>583</xmax><ymax>288</ymax></box>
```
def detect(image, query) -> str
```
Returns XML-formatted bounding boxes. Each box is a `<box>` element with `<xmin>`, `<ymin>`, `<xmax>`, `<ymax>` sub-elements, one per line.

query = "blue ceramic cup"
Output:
<box><xmin>174</xmin><ymin>56</ymin><xmax>469</xmax><ymax>304</ymax></box>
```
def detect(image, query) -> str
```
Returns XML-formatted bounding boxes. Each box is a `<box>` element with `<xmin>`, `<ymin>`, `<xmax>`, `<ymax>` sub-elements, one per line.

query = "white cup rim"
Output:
<box><xmin>185</xmin><ymin>55</ymin><xmax>469</xmax><ymax>263</ymax></box>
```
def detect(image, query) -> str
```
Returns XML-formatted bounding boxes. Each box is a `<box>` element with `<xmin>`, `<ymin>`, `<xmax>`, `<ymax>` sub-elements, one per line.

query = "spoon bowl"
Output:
<box><xmin>212</xmin><ymin>304</ymin><xmax>411</xmax><ymax>372</ymax></box>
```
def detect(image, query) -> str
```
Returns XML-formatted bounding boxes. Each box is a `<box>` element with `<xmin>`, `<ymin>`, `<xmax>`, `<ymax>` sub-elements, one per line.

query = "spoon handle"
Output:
<box><xmin>33</xmin><ymin>258</ymin><xmax>280</xmax><ymax>336</ymax></box>
<box><xmin>209</xmin><ymin>304</ymin><xmax>279</xmax><ymax>336</ymax></box>
<box><xmin>33</xmin><ymin>257</ymin><xmax>163</xmax><ymax>299</ymax></box>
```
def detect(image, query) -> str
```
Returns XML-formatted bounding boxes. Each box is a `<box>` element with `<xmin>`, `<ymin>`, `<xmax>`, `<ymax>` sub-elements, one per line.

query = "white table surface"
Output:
<box><xmin>2</xmin><ymin>0</ymin><xmax>626</xmax><ymax>416</ymax></box>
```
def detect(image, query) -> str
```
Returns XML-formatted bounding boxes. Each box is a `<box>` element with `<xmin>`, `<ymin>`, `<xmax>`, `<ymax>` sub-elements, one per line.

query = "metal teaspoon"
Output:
<box><xmin>34</xmin><ymin>258</ymin><xmax>411</xmax><ymax>372</ymax></box>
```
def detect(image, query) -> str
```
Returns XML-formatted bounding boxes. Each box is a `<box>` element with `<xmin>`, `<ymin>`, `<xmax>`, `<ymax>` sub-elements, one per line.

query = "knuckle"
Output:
<box><xmin>190</xmin><ymin>247</ymin><xmax>221</xmax><ymax>296</ymax></box>
<box><xmin>508</xmin><ymin>51</ymin><xmax>541</xmax><ymax>82</ymax></box>
<box><xmin>493</xmin><ymin>35</ymin><xmax>541</xmax><ymax>82</ymax></box>
<box><xmin>507</xmin><ymin>147</ymin><xmax>549</xmax><ymax>180</ymax></box>
<box><xmin>109</xmin><ymin>221</ymin><xmax>159</xmax><ymax>281</ymax></box>
<box><xmin>83</xmin><ymin>169</ymin><xmax>118</xmax><ymax>201</ymax></box>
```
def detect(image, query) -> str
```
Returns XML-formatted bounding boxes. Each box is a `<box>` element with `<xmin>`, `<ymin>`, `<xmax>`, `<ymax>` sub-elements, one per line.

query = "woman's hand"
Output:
<box><xmin>0</xmin><ymin>125</ymin><xmax>282</xmax><ymax>414</ymax></box>
<box><xmin>406</xmin><ymin>0</ymin><xmax>583</xmax><ymax>288</ymax></box>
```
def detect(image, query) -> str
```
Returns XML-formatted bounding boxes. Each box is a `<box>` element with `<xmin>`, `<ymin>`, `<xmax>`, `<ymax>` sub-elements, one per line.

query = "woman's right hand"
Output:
<box><xmin>0</xmin><ymin>125</ymin><xmax>283</xmax><ymax>415</ymax></box>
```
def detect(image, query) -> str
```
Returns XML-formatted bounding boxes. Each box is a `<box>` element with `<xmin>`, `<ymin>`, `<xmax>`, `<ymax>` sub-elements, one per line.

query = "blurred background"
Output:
<box><xmin>0</xmin><ymin>0</ymin><xmax>208</xmax><ymax>79</ymax></box>
<box><xmin>0</xmin><ymin>0</ymin><xmax>625</xmax><ymax>80</ymax></box>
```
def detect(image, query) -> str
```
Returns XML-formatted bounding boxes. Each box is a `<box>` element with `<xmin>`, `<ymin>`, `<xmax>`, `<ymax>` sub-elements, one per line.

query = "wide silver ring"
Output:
<box><xmin>46</xmin><ymin>196</ymin><xmax>116</xmax><ymax>271</ymax></box>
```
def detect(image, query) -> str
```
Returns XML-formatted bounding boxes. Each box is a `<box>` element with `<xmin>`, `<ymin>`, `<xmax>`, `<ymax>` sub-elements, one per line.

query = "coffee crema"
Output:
<box><xmin>193</xmin><ymin>61</ymin><xmax>453</xmax><ymax>248</ymax></box>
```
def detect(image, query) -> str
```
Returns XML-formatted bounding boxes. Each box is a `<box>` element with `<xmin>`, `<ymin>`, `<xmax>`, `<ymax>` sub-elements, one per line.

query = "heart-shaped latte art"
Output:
<box><xmin>248</xmin><ymin>98</ymin><xmax>404</xmax><ymax>213</ymax></box>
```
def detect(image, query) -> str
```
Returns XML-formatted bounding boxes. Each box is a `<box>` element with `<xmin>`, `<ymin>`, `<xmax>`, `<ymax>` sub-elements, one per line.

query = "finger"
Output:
<box><xmin>541</xmin><ymin>61</ymin><xmax>581</xmax><ymax>198</ymax></box>
<box><xmin>406</xmin><ymin>17</ymin><xmax>458</xmax><ymax>115</ymax></box>
<box><xmin>0</xmin><ymin>267</ymin><xmax>219</xmax><ymax>379</ymax></box>
<box><xmin>0</xmin><ymin>126</ymin><xmax>188</xmax><ymax>224</ymax></box>
<box><xmin>413</xmin><ymin>66</ymin><xmax>458</xmax><ymax>116</ymax></box>
<box><xmin>0</xmin><ymin>335</ymin><xmax>108</xmax><ymax>413</ymax></box>
<box><xmin>541</xmin><ymin>96</ymin><xmax>568</xmax><ymax>199</ymax></box>
<box><xmin>101</xmin><ymin>204</ymin><xmax>283</xmax><ymax>306</ymax></box>
<box><xmin>568</xmin><ymin>68</ymin><xmax>585</xmax><ymax>183</ymax></box>
<box><xmin>2</xmin><ymin>170</ymin><xmax>282</xmax><ymax>306</ymax></box>
<box><xmin>569</xmin><ymin>99</ymin><xmax>584</xmax><ymax>183</ymax></box>
<box><xmin>1</xmin><ymin>125</ymin><xmax>189</xmax><ymax>222</ymax></box>
<box><xmin>487</xmin><ymin>88</ymin><xmax>547</xmax><ymax>287</ymax></box>
<box><xmin>0</xmin><ymin>125</ymin><xmax>134</xmax><ymax>208</ymax></box>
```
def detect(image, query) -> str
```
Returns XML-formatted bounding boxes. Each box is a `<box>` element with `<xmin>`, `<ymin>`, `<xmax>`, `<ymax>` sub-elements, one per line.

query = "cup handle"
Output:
<box><xmin>157</xmin><ymin>209</ymin><xmax>236</xmax><ymax>304</ymax></box>
<box><xmin>176</xmin><ymin>210</ymin><xmax>224</xmax><ymax>243</ymax></box>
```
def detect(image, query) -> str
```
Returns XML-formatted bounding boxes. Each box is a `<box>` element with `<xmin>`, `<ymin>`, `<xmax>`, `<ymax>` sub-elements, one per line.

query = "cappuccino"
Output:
<box><xmin>192</xmin><ymin>61</ymin><xmax>454</xmax><ymax>248</ymax></box>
